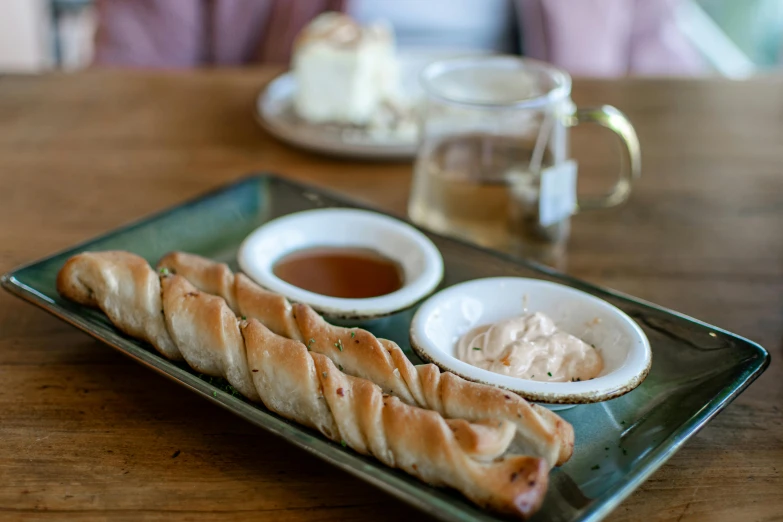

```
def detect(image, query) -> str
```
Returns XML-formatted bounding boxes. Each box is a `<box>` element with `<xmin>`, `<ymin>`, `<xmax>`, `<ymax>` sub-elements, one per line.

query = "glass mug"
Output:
<box><xmin>408</xmin><ymin>56</ymin><xmax>641</xmax><ymax>265</ymax></box>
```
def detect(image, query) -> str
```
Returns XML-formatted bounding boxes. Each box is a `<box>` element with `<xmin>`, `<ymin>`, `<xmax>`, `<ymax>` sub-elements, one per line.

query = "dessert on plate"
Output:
<box><xmin>291</xmin><ymin>13</ymin><xmax>416</xmax><ymax>141</ymax></box>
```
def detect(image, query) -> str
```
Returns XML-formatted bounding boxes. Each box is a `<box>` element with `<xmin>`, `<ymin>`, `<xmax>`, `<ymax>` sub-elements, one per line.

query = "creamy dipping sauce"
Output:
<box><xmin>456</xmin><ymin>312</ymin><xmax>603</xmax><ymax>382</ymax></box>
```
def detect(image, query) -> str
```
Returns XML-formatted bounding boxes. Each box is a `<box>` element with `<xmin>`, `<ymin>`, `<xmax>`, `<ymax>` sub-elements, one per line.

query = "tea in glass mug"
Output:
<box><xmin>408</xmin><ymin>56</ymin><xmax>640</xmax><ymax>263</ymax></box>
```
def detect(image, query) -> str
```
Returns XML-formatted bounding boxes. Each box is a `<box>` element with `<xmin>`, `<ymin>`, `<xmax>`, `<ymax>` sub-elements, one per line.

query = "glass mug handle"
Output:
<box><xmin>566</xmin><ymin>105</ymin><xmax>641</xmax><ymax>210</ymax></box>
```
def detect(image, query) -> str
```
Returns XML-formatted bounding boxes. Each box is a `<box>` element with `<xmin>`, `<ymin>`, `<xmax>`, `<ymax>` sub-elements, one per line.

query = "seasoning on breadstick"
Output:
<box><xmin>57</xmin><ymin>251</ymin><xmax>549</xmax><ymax>518</ymax></box>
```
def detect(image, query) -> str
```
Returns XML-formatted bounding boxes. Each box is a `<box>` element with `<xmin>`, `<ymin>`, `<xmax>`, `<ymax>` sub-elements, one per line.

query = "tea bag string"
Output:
<box><xmin>529</xmin><ymin>110</ymin><xmax>554</xmax><ymax>175</ymax></box>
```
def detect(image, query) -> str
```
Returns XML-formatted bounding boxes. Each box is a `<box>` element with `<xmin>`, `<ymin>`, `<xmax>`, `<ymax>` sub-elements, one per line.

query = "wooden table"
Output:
<box><xmin>1</xmin><ymin>69</ymin><xmax>781</xmax><ymax>521</ymax></box>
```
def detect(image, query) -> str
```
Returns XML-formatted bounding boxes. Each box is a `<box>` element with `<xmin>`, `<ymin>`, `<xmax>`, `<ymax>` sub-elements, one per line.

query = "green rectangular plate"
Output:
<box><xmin>2</xmin><ymin>175</ymin><xmax>769</xmax><ymax>522</ymax></box>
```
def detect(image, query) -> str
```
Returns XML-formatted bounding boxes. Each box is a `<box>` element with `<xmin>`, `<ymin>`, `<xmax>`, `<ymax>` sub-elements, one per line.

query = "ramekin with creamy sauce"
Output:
<box><xmin>409</xmin><ymin>277</ymin><xmax>651</xmax><ymax>405</ymax></box>
<box><xmin>455</xmin><ymin>312</ymin><xmax>604</xmax><ymax>383</ymax></box>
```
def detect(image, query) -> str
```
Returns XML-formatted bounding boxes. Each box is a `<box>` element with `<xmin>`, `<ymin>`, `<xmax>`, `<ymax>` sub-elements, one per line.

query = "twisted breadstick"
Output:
<box><xmin>157</xmin><ymin>252</ymin><xmax>574</xmax><ymax>467</ymax></box>
<box><xmin>57</xmin><ymin>251</ymin><xmax>549</xmax><ymax>518</ymax></box>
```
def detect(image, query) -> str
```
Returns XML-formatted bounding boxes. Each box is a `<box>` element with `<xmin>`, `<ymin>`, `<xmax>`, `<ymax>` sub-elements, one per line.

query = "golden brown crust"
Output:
<box><xmin>242</xmin><ymin>319</ymin><xmax>548</xmax><ymax>516</ymax></box>
<box><xmin>444</xmin><ymin>418</ymin><xmax>517</xmax><ymax>462</ymax></box>
<box><xmin>58</xmin><ymin>251</ymin><xmax>181</xmax><ymax>360</ymax></box>
<box><xmin>58</xmin><ymin>251</ymin><xmax>548</xmax><ymax>518</ymax></box>
<box><xmin>157</xmin><ymin>252</ymin><xmax>237</xmax><ymax>310</ymax></box>
<box><xmin>161</xmin><ymin>276</ymin><xmax>260</xmax><ymax>401</ymax></box>
<box><xmin>157</xmin><ymin>253</ymin><xmax>300</xmax><ymax>341</ymax></box>
<box><xmin>158</xmin><ymin>252</ymin><xmax>574</xmax><ymax>467</ymax></box>
<box><xmin>235</xmin><ymin>273</ymin><xmax>301</xmax><ymax>341</ymax></box>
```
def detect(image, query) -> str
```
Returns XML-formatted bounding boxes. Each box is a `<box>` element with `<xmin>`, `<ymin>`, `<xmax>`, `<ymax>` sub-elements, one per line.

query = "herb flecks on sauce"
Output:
<box><xmin>456</xmin><ymin>312</ymin><xmax>603</xmax><ymax>383</ymax></box>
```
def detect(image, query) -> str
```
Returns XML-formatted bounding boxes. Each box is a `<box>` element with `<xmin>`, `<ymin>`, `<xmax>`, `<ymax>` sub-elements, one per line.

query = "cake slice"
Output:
<box><xmin>292</xmin><ymin>13</ymin><xmax>399</xmax><ymax>126</ymax></box>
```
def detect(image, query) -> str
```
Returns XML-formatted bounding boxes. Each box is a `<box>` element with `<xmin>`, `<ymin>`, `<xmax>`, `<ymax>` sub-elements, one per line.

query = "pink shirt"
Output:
<box><xmin>93</xmin><ymin>0</ymin><xmax>703</xmax><ymax>76</ymax></box>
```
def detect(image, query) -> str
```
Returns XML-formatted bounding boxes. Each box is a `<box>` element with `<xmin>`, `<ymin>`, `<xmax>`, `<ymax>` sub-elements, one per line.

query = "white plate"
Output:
<box><xmin>238</xmin><ymin>208</ymin><xmax>444</xmax><ymax>318</ymax></box>
<box><xmin>410</xmin><ymin>277</ymin><xmax>652</xmax><ymax>404</ymax></box>
<box><xmin>254</xmin><ymin>50</ymin><xmax>486</xmax><ymax>160</ymax></box>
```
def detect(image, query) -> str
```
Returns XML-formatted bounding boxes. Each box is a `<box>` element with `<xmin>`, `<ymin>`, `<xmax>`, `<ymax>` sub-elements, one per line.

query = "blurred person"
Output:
<box><xmin>517</xmin><ymin>0</ymin><xmax>703</xmax><ymax>76</ymax></box>
<box><xmin>93</xmin><ymin>0</ymin><xmax>703</xmax><ymax>76</ymax></box>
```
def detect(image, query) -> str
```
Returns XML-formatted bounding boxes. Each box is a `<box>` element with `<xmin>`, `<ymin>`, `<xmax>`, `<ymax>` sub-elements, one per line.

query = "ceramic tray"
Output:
<box><xmin>1</xmin><ymin>175</ymin><xmax>769</xmax><ymax>522</ymax></box>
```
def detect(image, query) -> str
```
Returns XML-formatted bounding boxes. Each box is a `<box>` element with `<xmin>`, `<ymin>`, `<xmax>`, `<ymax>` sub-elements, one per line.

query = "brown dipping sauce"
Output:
<box><xmin>273</xmin><ymin>247</ymin><xmax>404</xmax><ymax>299</ymax></box>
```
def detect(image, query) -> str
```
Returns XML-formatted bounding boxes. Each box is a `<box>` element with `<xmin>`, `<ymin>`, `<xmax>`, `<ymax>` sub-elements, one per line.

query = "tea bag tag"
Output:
<box><xmin>539</xmin><ymin>160</ymin><xmax>577</xmax><ymax>227</ymax></box>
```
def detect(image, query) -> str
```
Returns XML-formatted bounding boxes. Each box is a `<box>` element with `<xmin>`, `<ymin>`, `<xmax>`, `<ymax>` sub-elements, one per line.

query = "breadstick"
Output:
<box><xmin>157</xmin><ymin>252</ymin><xmax>574</xmax><ymax>467</ymax></box>
<box><xmin>57</xmin><ymin>251</ymin><xmax>549</xmax><ymax>518</ymax></box>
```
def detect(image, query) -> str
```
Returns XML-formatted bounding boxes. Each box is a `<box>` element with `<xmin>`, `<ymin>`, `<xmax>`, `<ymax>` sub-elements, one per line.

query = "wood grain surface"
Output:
<box><xmin>0</xmin><ymin>70</ymin><xmax>781</xmax><ymax>521</ymax></box>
